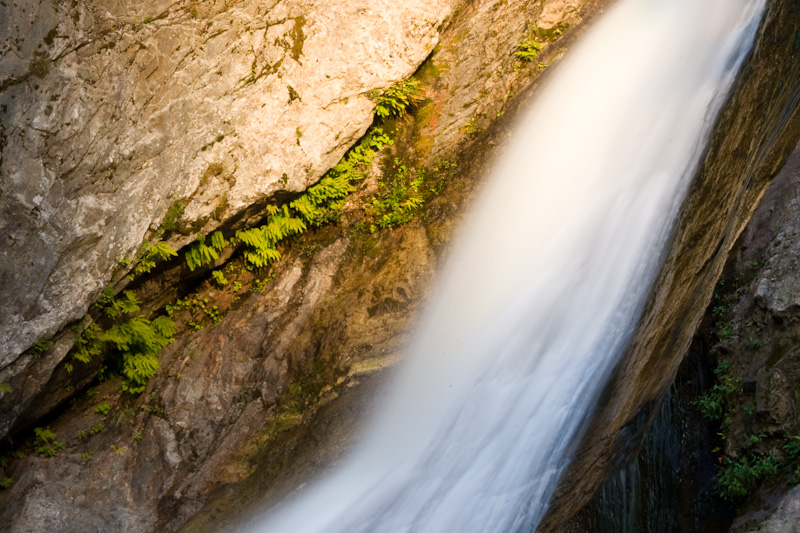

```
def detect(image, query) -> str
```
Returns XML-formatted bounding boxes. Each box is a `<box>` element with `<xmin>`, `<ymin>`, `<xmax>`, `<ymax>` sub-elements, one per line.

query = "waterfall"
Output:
<box><xmin>252</xmin><ymin>0</ymin><xmax>764</xmax><ymax>531</ymax></box>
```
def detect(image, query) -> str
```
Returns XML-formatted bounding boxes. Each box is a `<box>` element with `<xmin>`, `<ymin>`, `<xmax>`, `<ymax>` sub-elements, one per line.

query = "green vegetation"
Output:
<box><xmin>160</xmin><ymin>200</ymin><xmax>186</xmax><ymax>234</ymax></box>
<box><xmin>104</xmin><ymin>314</ymin><xmax>175</xmax><ymax>394</ymax></box>
<box><xmin>65</xmin><ymin>290</ymin><xmax>175</xmax><ymax>393</ymax></box>
<box><xmin>211</xmin><ymin>270</ymin><xmax>228</xmax><ymax>286</ymax></box>
<box><xmin>186</xmin><ymin>231</ymin><xmax>227</xmax><ymax>271</ymax></box>
<box><xmin>29</xmin><ymin>337</ymin><xmax>53</xmax><ymax>357</ymax></box>
<box><xmin>365</xmin><ymin>158</ymin><xmax>425</xmax><ymax>232</ymax></box>
<box><xmin>218</xmin><ymin>128</ymin><xmax>393</xmax><ymax>270</ymax></box>
<box><xmin>716</xmin><ymin>455</ymin><xmax>779</xmax><ymax>502</ymax></box>
<box><xmin>695</xmin><ymin>359</ymin><xmax>741</xmax><ymax>427</ymax></box>
<box><xmin>95</xmin><ymin>403</ymin><xmax>111</xmax><ymax>415</ymax></box>
<box><xmin>89</xmin><ymin>423</ymin><xmax>104</xmax><ymax>436</ymax></box>
<box><xmin>131</xmin><ymin>242</ymin><xmax>178</xmax><ymax>278</ymax></box>
<box><xmin>0</xmin><ymin>476</ymin><xmax>12</xmax><ymax>490</ymax></box>
<box><xmin>30</xmin><ymin>56</ymin><xmax>51</xmax><ymax>78</ymax></box>
<box><xmin>70</xmin><ymin>323</ymin><xmax>104</xmax><ymax>370</ymax></box>
<box><xmin>0</xmin><ymin>382</ymin><xmax>11</xmax><ymax>394</ymax></box>
<box><xmin>236</xmin><ymin>206</ymin><xmax>305</xmax><ymax>268</ymax></box>
<box><xmin>370</xmin><ymin>78</ymin><xmax>424</xmax><ymax>119</ymax></box>
<box><xmin>166</xmin><ymin>296</ymin><xmax>222</xmax><ymax>328</ymax></box>
<box><xmin>514</xmin><ymin>38</ymin><xmax>544</xmax><ymax>62</ymax></box>
<box><xmin>34</xmin><ymin>427</ymin><xmax>63</xmax><ymax>457</ymax></box>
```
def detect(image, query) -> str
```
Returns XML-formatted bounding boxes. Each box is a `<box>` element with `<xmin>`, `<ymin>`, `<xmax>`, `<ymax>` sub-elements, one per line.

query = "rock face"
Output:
<box><xmin>0</xmin><ymin>0</ymin><xmax>612</xmax><ymax>531</ymax></box>
<box><xmin>0</xmin><ymin>0</ymin><xmax>452</xmax><ymax>365</ymax></box>
<box><xmin>541</xmin><ymin>0</ymin><xmax>800</xmax><ymax>528</ymax></box>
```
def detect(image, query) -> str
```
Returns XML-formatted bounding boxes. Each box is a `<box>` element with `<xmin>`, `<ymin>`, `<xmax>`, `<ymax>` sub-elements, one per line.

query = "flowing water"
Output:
<box><xmin>252</xmin><ymin>0</ymin><xmax>764</xmax><ymax>531</ymax></box>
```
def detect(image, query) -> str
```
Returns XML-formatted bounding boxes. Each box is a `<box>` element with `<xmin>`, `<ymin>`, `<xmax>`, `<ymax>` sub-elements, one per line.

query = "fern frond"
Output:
<box><xmin>210</xmin><ymin>231</ymin><xmax>227</xmax><ymax>252</ymax></box>
<box><xmin>244</xmin><ymin>247</ymin><xmax>282</xmax><ymax>268</ymax></box>
<box><xmin>72</xmin><ymin>323</ymin><xmax>104</xmax><ymax>364</ymax></box>
<box><xmin>186</xmin><ymin>240</ymin><xmax>219</xmax><ymax>271</ymax></box>
<box><xmin>150</xmin><ymin>316</ymin><xmax>176</xmax><ymax>338</ymax></box>
<box><xmin>148</xmin><ymin>242</ymin><xmax>178</xmax><ymax>261</ymax></box>
<box><xmin>97</xmin><ymin>290</ymin><xmax>141</xmax><ymax>319</ymax></box>
<box><xmin>122</xmin><ymin>352</ymin><xmax>159</xmax><ymax>388</ymax></box>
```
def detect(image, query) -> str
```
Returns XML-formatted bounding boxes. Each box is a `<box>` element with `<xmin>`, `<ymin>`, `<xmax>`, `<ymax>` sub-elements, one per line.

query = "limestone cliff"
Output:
<box><xmin>0</xmin><ymin>0</ymin><xmax>451</xmax><ymax>370</ymax></box>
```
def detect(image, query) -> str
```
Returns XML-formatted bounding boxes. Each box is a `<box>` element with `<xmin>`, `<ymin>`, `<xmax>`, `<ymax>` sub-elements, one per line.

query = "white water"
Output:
<box><xmin>253</xmin><ymin>0</ymin><xmax>764</xmax><ymax>531</ymax></box>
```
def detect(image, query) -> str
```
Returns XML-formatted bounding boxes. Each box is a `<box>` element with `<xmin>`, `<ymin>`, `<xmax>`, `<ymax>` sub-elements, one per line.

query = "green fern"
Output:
<box><xmin>97</xmin><ymin>289</ymin><xmax>141</xmax><ymax>319</ymax></box>
<box><xmin>234</xmin><ymin>129</ymin><xmax>391</xmax><ymax>268</ymax></box>
<box><xmin>370</xmin><ymin>78</ymin><xmax>424</xmax><ymax>119</ymax></box>
<box><xmin>211</xmin><ymin>270</ymin><xmax>228</xmax><ymax>286</ymax></box>
<box><xmin>515</xmin><ymin>39</ymin><xmax>545</xmax><ymax>61</ymax></box>
<box><xmin>186</xmin><ymin>234</ymin><xmax>220</xmax><ymax>271</ymax></box>
<box><xmin>128</xmin><ymin>241</ymin><xmax>178</xmax><ymax>279</ymax></box>
<box><xmin>367</xmin><ymin>159</ymin><xmax>426</xmax><ymax>231</ymax></box>
<box><xmin>71</xmin><ymin>323</ymin><xmax>104</xmax><ymax>366</ymax></box>
<box><xmin>34</xmin><ymin>426</ymin><xmax>63</xmax><ymax>457</ymax></box>
<box><xmin>209</xmin><ymin>231</ymin><xmax>227</xmax><ymax>252</ymax></box>
<box><xmin>104</xmin><ymin>315</ymin><xmax>175</xmax><ymax>394</ymax></box>
<box><xmin>131</xmin><ymin>242</ymin><xmax>177</xmax><ymax>278</ymax></box>
<box><xmin>150</xmin><ymin>315</ymin><xmax>176</xmax><ymax>338</ymax></box>
<box><xmin>29</xmin><ymin>337</ymin><xmax>53</xmax><ymax>357</ymax></box>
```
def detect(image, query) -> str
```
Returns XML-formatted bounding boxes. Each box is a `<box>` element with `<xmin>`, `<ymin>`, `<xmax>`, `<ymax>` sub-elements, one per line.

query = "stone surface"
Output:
<box><xmin>0</xmin><ymin>0</ymin><xmax>453</xmax><ymax>366</ymax></box>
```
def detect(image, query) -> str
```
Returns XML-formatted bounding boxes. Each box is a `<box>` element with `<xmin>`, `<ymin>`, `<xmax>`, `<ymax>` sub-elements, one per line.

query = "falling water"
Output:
<box><xmin>253</xmin><ymin>0</ymin><xmax>764</xmax><ymax>531</ymax></box>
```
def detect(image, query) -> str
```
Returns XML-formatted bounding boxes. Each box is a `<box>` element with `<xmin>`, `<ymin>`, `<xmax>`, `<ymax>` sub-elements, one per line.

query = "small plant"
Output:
<box><xmin>97</xmin><ymin>288</ymin><xmax>141</xmax><ymax>319</ymax></box>
<box><xmin>30</xmin><ymin>56</ymin><xmax>51</xmax><ymax>78</ymax></box>
<box><xmin>251</xmin><ymin>276</ymin><xmax>274</xmax><ymax>293</ymax></box>
<box><xmin>160</xmin><ymin>200</ymin><xmax>185</xmax><ymax>233</ymax></box>
<box><xmin>76</xmin><ymin>430</ymin><xmax>87</xmax><ymax>440</ymax></box>
<box><xmin>133</xmin><ymin>432</ymin><xmax>142</xmax><ymax>443</ymax></box>
<box><xmin>143</xmin><ymin>16</ymin><xmax>153</xmax><ymax>23</ymax></box>
<box><xmin>89</xmin><ymin>423</ymin><xmax>104</xmax><ymax>436</ymax></box>
<box><xmin>34</xmin><ymin>427</ymin><xmax>63</xmax><ymax>457</ymax></box>
<box><xmin>69</xmin><ymin>323</ymin><xmax>104</xmax><ymax>370</ymax></box>
<box><xmin>110</xmin><ymin>444</ymin><xmax>126</xmax><ymax>454</ymax></box>
<box><xmin>366</xmin><ymin>159</ymin><xmax>425</xmax><ymax>232</ymax></box>
<box><xmin>0</xmin><ymin>382</ymin><xmax>11</xmax><ymax>394</ymax></box>
<box><xmin>747</xmin><ymin>336</ymin><xmax>763</xmax><ymax>349</ymax></box>
<box><xmin>131</xmin><ymin>241</ymin><xmax>178</xmax><ymax>278</ymax></box>
<box><xmin>140</xmin><ymin>404</ymin><xmax>164</xmax><ymax>416</ymax></box>
<box><xmin>369</xmin><ymin>78</ymin><xmax>424</xmax><ymax>119</ymax></box>
<box><xmin>95</xmin><ymin>403</ymin><xmax>111</xmax><ymax>415</ymax></box>
<box><xmin>515</xmin><ymin>38</ymin><xmax>544</xmax><ymax>61</ymax></box>
<box><xmin>29</xmin><ymin>337</ymin><xmax>53</xmax><ymax>357</ymax></box>
<box><xmin>185</xmin><ymin>231</ymin><xmax>226</xmax><ymax>271</ymax></box>
<box><xmin>0</xmin><ymin>477</ymin><xmax>12</xmax><ymax>490</ymax></box>
<box><xmin>211</xmin><ymin>270</ymin><xmax>229</xmax><ymax>286</ymax></box>
<box><xmin>694</xmin><ymin>360</ymin><xmax>742</xmax><ymax>424</ymax></box>
<box><xmin>715</xmin><ymin>455</ymin><xmax>778</xmax><ymax>502</ymax></box>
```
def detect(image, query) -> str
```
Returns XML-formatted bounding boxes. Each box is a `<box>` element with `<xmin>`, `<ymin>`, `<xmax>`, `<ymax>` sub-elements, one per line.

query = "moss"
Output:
<box><xmin>200</xmin><ymin>162</ymin><xmax>225</xmax><ymax>188</ymax></box>
<box><xmin>159</xmin><ymin>199</ymin><xmax>186</xmax><ymax>234</ymax></box>
<box><xmin>29</xmin><ymin>56</ymin><xmax>51</xmax><ymax>78</ymax></box>
<box><xmin>287</xmin><ymin>85</ymin><xmax>300</xmax><ymax>103</ymax></box>
<box><xmin>289</xmin><ymin>16</ymin><xmax>306</xmax><ymax>62</ymax></box>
